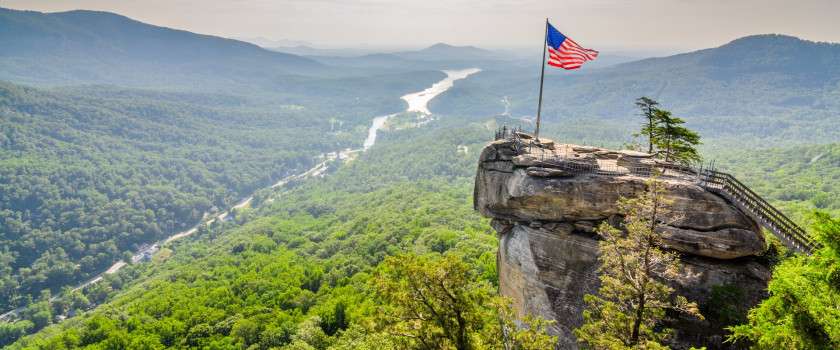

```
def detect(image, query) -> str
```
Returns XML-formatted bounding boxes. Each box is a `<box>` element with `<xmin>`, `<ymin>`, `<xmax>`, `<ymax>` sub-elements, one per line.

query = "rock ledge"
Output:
<box><xmin>475</xmin><ymin>138</ymin><xmax>770</xmax><ymax>349</ymax></box>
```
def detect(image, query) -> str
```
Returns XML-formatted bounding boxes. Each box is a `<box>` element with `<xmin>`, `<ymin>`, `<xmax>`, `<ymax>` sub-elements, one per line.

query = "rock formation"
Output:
<box><xmin>475</xmin><ymin>136</ymin><xmax>772</xmax><ymax>349</ymax></box>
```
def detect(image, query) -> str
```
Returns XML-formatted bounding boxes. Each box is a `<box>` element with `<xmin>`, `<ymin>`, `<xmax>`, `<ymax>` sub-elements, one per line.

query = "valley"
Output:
<box><xmin>1</xmin><ymin>5</ymin><xmax>839</xmax><ymax>349</ymax></box>
<box><xmin>0</xmin><ymin>66</ymin><xmax>480</xmax><ymax>326</ymax></box>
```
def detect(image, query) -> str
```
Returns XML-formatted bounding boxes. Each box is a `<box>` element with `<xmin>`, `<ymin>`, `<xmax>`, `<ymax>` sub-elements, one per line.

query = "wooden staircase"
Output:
<box><xmin>701</xmin><ymin>170</ymin><xmax>820</xmax><ymax>255</ymax></box>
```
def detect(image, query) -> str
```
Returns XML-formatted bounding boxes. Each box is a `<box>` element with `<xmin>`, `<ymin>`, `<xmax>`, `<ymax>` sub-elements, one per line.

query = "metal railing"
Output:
<box><xmin>496</xmin><ymin>125</ymin><xmax>530</xmax><ymax>155</ymax></box>
<box><xmin>493</xmin><ymin>125</ymin><xmax>819</xmax><ymax>255</ymax></box>
<box><xmin>701</xmin><ymin>170</ymin><xmax>819</xmax><ymax>255</ymax></box>
<box><xmin>495</xmin><ymin>125</ymin><xmax>529</xmax><ymax>141</ymax></box>
<box><xmin>535</xmin><ymin>154</ymin><xmax>700</xmax><ymax>183</ymax></box>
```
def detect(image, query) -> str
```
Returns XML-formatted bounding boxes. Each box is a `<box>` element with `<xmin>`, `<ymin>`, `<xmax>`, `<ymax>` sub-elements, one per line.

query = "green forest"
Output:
<box><xmin>4</xmin><ymin>107</ymin><xmax>839</xmax><ymax>348</ymax></box>
<box><xmin>2</xmin><ymin>9</ymin><xmax>840</xmax><ymax>348</ymax></box>
<box><xmin>3</xmin><ymin>115</ymin><xmax>508</xmax><ymax>349</ymax></box>
<box><xmin>0</xmin><ymin>69</ymin><xmax>445</xmax><ymax>315</ymax></box>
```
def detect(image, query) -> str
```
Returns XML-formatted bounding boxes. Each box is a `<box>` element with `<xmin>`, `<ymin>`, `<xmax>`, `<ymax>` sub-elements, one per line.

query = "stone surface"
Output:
<box><xmin>525</xmin><ymin>167</ymin><xmax>575</xmax><ymax>178</ymax></box>
<box><xmin>497</xmin><ymin>225</ymin><xmax>771</xmax><ymax>349</ymax></box>
<box><xmin>475</xmin><ymin>139</ymin><xmax>765</xmax><ymax>259</ymax></box>
<box><xmin>475</xmin><ymin>139</ymin><xmax>771</xmax><ymax>349</ymax></box>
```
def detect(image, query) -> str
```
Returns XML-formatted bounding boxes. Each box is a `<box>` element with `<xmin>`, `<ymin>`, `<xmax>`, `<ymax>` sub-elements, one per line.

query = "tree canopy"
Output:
<box><xmin>631</xmin><ymin>96</ymin><xmax>702</xmax><ymax>164</ymax></box>
<box><xmin>575</xmin><ymin>175</ymin><xmax>702</xmax><ymax>349</ymax></box>
<box><xmin>369</xmin><ymin>253</ymin><xmax>556</xmax><ymax>350</ymax></box>
<box><xmin>728</xmin><ymin>211</ymin><xmax>840</xmax><ymax>349</ymax></box>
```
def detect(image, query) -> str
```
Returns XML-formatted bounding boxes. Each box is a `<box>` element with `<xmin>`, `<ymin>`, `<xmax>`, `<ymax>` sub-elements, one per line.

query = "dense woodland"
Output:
<box><xmin>2</xmin><ymin>8</ymin><xmax>840</xmax><ymax>348</ymax></box>
<box><xmin>5</xmin><ymin>108</ymin><xmax>839</xmax><ymax>348</ymax></box>
<box><xmin>0</xmin><ymin>69</ymin><xmax>445</xmax><ymax>315</ymax></box>
<box><xmin>4</xmin><ymin>115</ymin><xmax>503</xmax><ymax>348</ymax></box>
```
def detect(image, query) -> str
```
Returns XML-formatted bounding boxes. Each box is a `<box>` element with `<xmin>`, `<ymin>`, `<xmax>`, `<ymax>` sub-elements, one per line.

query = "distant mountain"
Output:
<box><xmin>269</xmin><ymin>45</ymin><xmax>388</xmax><ymax>58</ymax></box>
<box><xmin>617</xmin><ymin>34</ymin><xmax>840</xmax><ymax>82</ymax></box>
<box><xmin>603</xmin><ymin>34</ymin><xmax>840</xmax><ymax>107</ymax></box>
<box><xmin>433</xmin><ymin>34</ymin><xmax>840</xmax><ymax>149</ymax></box>
<box><xmin>0</xmin><ymin>8</ymin><xmax>326</xmax><ymax>88</ymax></box>
<box><xmin>235</xmin><ymin>37</ymin><xmax>313</xmax><ymax>48</ymax></box>
<box><xmin>698</xmin><ymin>34</ymin><xmax>840</xmax><ymax>84</ymax></box>
<box><xmin>392</xmin><ymin>43</ymin><xmax>498</xmax><ymax>61</ymax></box>
<box><xmin>304</xmin><ymin>43</ymin><xmax>522</xmax><ymax>71</ymax></box>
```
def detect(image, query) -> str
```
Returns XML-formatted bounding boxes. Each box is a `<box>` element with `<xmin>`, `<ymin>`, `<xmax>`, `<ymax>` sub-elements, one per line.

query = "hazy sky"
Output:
<box><xmin>3</xmin><ymin>0</ymin><xmax>839</xmax><ymax>52</ymax></box>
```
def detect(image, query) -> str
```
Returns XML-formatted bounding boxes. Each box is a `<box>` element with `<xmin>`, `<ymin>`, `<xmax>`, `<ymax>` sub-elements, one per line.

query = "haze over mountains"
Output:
<box><xmin>429</xmin><ymin>34</ymin><xmax>840</xmax><ymax>150</ymax></box>
<box><xmin>1</xmin><ymin>7</ymin><xmax>840</xmax><ymax>349</ymax></box>
<box><xmin>0</xmin><ymin>8</ymin><xmax>326</xmax><ymax>88</ymax></box>
<box><xmin>4</xmin><ymin>7</ymin><xmax>838</xmax><ymax>127</ymax></box>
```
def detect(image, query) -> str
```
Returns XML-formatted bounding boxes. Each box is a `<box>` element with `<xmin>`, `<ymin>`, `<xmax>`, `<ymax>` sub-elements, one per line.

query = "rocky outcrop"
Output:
<box><xmin>475</xmin><ymin>138</ymin><xmax>771</xmax><ymax>349</ymax></box>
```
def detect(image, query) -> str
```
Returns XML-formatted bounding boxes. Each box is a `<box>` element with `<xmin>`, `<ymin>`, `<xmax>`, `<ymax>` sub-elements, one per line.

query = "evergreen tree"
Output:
<box><xmin>369</xmin><ymin>253</ymin><xmax>556</xmax><ymax>350</ymax></box>
<box><xmin>634</xmin><ymin>97</ymin><xmax>661</xmax><ymax>154</ymax></box>
<box><xmin>632</xmin><ymin>97</ymin><xmax>702</xmax><ymax>165</ymax></box>
<box><xmin>728</xmin><ymin>212</ymin><xmax>840</xmax><ymax>349</ymax></box>
<box><xmin>574</xmin><ymin>175</ymin><xmax>702</xmax><ymax>349</ymax></box>
<box><xmin>652</xmin><ymin>110</ymin><xmax>702</xmax><ymax>164</ymax></box>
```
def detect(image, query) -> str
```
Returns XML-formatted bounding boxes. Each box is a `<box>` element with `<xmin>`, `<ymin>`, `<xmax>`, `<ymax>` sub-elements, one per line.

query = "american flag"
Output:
<box><xmin>546</xmin><ymin>23</ymin><xmax>598</xmax><ymax>70</ymax></box>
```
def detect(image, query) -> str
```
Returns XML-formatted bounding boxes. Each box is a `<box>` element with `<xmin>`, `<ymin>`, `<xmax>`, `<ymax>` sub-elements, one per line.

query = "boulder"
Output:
<box><xmin>475</xmin><ymin>140</ymin><xmax>765</xmax><ymax>259</ymax></box>
<box><xmin>475</xmin><ymin>140</ymin><xmax>770</xmax><ymax>349</ymax></box>
<box><xmin>498</xmin><ymin>225</ymin><xmax>770</xmax><ymax>349</ymax></box>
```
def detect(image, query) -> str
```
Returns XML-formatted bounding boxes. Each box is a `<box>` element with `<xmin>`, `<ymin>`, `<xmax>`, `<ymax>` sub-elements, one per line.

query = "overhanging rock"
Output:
<box><xmin>475</xmin><ymin>137</ymin><xmax>770</xmax><ymax>349</ymax></box>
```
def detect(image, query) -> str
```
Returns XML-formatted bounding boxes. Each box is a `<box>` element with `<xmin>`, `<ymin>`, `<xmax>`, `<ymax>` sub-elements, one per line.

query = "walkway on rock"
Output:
<box><xmin>496</xmin><ymin>127</ymin><xmax>819</xmax><ymax>255</ymax></box>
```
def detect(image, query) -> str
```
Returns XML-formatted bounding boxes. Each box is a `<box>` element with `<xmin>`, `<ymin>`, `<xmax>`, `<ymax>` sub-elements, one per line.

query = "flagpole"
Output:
<box><xmin>535</xmin><ymin>18</ymin><xmax>549</xmax><ymax>141</ymax></box>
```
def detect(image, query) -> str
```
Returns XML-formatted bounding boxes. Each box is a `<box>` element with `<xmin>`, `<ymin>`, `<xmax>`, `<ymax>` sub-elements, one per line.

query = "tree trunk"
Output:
<box><xmin>647</xmin><ymin>116</ymin><xmax>654</xmax><ymax>154</ymax></box>
<box><xmin>456</xmin><ymin>310</ymin><xmax>468</xmax><ymax>350</ymax></box>
<box><xmin>631</xmin><ymin>291</ymin><xmax>646</xmax><ymax>345</ymax></box>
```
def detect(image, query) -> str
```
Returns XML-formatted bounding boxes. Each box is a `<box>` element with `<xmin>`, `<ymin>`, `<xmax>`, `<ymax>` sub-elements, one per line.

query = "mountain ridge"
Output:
<box><xmin>0</xmin><ymin>8</ymin><xmax>326</xmax><ymax>87</ymax></box>
<box><xmin>392</xmin><ymin>43</ymin><xmax>497</xmax><ymax>61</ymax></box>
<box><xmin>428</xmin><ymin>33</ymin><xmax>840</xmax><ymax>150</ymax></box>
<box><xmin>614</xmin><ymin>34</ymin><xmax>840</xmax><ymax>78</ymax></box>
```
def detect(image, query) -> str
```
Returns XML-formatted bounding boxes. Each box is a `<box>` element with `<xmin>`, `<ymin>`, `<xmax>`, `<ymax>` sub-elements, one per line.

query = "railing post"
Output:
<box><xmin>703</xmin><ymin>169</ymin><xmax>818</xmax><ymax>255</ymax></box>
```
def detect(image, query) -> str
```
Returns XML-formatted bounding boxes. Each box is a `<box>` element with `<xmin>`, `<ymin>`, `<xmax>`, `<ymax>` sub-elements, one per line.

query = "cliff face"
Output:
<box><xmin>475</xmin><ymin>137</ymin><xmax>771</xmax><ymax>349</ymax></box>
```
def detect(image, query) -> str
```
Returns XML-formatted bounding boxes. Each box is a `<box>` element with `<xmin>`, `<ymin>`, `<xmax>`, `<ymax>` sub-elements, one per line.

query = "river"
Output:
<box><xmin>1</xmin><ymin>67</ymin><xmax>482</xmax><ymax>322</ymax></box>
<box><xmin>363</xmin><ymin>67</ymin><xmax>481</xmax><ymax>150</ymax></box>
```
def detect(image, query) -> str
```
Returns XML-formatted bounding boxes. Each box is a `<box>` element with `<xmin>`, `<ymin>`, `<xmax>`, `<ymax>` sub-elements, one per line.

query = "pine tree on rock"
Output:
<box><xmin>634</xmin><ymin>97</ymin><xmax>662</xmax><ymax>154</ymax></box>
<box><xmin>574</xmin><ymin>175</ymin><xmax>702</xmax><ymax>349</ymax></box>
<box><xmin>652</xmin><ymin>109</ymin><xmax>702</xmax><ymax>164</ymax></box>
<box><xmin>632</xmin><ymin>97</ymin><xmax>702</xmax><ymax>165</ymax></box>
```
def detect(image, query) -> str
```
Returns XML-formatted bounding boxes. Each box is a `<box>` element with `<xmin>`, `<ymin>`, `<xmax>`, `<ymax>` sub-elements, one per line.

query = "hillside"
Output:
<box><xmin>0</xmin><ymin>66</ymin><xmax>448</xmax><ymax>316</ymax></box>
<box><xmin>2</xmin><ymin>7</ymin><xmax>840</xmax><ymax>347</ymax></box>
<box><xmin>0</xmin><ymin>8</ymin><xmax>326</xmax><ymax>88</ymax></box>
<box><xmin>0</xmin><ymin>80</ymin><xmax>333</xmax><ymax>313</ymax></box>
<box><xmin>431</xmin><ymin>34</ymin><xmax>840</xmax><ymax>150</ymax></box>
<box><xmin>4</xmin><ymin>114</ymin><xmax>504</xmax><ymax>349</ymax></box>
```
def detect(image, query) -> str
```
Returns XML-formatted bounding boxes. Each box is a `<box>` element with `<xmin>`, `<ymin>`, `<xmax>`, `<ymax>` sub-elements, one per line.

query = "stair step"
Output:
<box><xmin>709</xmin><ymin>170</ymin><xmax>814</xmax><ymax>255</ymax></box>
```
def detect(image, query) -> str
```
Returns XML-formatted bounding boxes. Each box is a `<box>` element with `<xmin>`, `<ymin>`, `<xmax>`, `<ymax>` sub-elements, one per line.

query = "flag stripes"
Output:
<box><xmin>546</xmin><ymin>23</ymin><xmax>598</xmax><ymax>70</ymax></box>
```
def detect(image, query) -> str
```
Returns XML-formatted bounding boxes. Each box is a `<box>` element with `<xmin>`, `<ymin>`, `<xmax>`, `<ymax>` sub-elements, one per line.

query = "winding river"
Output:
<box><xmin>363</xmin><ymin>67</ymin><xmax>481</xmax><ymax>150</ymax></box>
<box><xmin>1</xmin><ymin>67</ymin><xmax>482</xmax><ymax>321</ymax></box>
